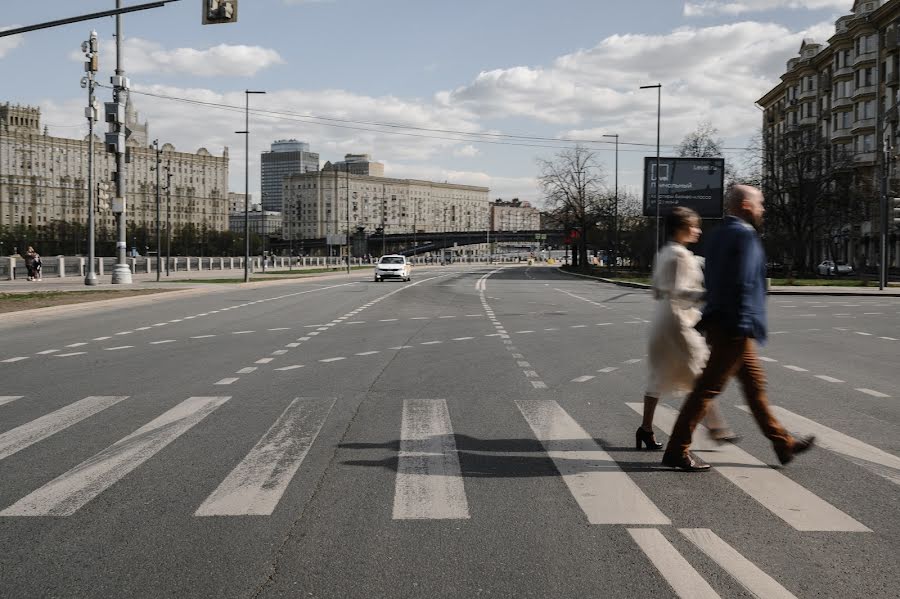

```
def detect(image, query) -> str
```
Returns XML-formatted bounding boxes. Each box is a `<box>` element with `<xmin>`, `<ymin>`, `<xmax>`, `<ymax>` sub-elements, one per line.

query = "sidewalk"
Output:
<box><xmin>559</xmin><ymin>268</ymin><xmax>900</xmax><ymax>297</ymax></box>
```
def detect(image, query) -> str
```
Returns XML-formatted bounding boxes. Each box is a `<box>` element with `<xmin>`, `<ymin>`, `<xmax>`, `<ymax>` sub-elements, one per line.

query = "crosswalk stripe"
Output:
<box><xmin>738</xmin><ymin>405</ymin><xmax>900</xmax><ymax>487</ymax></box>
<box><xmin>0</xmin><ymin>396</ymin><xmax>130</xmax><ymax>462</ymax></box>
<box><xmin>274</xmin><ymin>365</ymin><xmax>304</xmax><ymax>371</ymax></box>
<box><xmin>196</xmin><ymin>398</ymin><xmax>335</xmax><ymax>516</ymax></box>
<box><xmin>572</xmin><ymin>375</ymin><xmax>595</xmax><ymax>383</ymax></box>
<box><xmin>393</xmin><ymin>399</ymin><xmax>469</xmax><ymax>520</ymax></box>
<box><xmin>628</xmin><ymin>528</ymin><xmax>720</xmax><ymax>599</ymax></box>
<box><xmin>517</xmin><ymin>400</ymin><xmax>669</xmax><ymax>525</ymax></box>
<box><xmin>628</xmin><ymin>403</ymin><xmax>870</xmax><ymax>532</ymax></box>
<box><xmin>2</xmin><ymin>357</ymin><xmax>28</xmax><ymax>363</ymax></box>
<box><xmin>0</xmin><ymin>396</ymin><xmax>24</xmax><ymax>407</ymax></box>
<box><xmin>680</xmin><ymin>529</ymin><xmax>798</xmax><ymax>599</ymax></box>
<box><xmin>1</xmin><ymin>396</ymin><xmax>230</xmax><ymax>517</ymax></box>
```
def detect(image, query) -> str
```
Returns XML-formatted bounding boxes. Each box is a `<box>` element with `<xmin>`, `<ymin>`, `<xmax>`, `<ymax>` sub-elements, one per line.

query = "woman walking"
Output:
<box><xmin>636</xmin><ymin>207</ymin><xmax>735</xmax><ymax>450</ymax></box>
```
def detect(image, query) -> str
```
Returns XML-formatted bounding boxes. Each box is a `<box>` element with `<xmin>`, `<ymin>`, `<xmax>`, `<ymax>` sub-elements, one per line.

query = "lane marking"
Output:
<box><xmin>104</xmin><ymin>346</ymin><xmax>133</xmax><ymax>351</ymax></box>
<box><xmin>298</xmin><ymin>337</ymin><xmax>311</xmax><ymax>341</ymax></box>
<box><xmin>879</xmin><ymin>336</ymin><xmax>898</xmax><ymax>341</ymax></box>
<box><xmin>274</xmin><ymin>365</ymin><xmax>305</xmax><ymax>371</ymax></box>
<box><xmin>393</xmin><ymin>399</ymin><xmax>469</xmax><ymax>520</ymax></box>
<box><xmin>855</xmin><ymin>332</ymin><xmax>872</xmax><ymax>336</ymax></box>
<box><xmin>598</xmin><ymin>367</ymin><xmax>618</xmax><ymax>373</ymax></box>
<box><xmin>523</xmin><ymin>371</ymin><xmax>539</xmax><ymax>378</ymax></box>
<box><xmin>452</xmin><ymin>337</ymin><xmax>475</xmax><ymax>341</ymax></box>
<box><xmin>624</xmin><ymin>358</ymin><xmax>642</xmax><ymax>364</ymax></box>
<box><xmin>570</xmin><ymin>325</ymin><xmax>587</xmax><ymax>328</ymax></box>
<box><xmin>255</xmin><ymin>358</ymin><xmax>274</xmax><ymax>364</ymax></box>
<box><xmin>191</xmin><ymin>335</ymin><xmax>216</xmax><ymax>339</ymax></box>
<box><xmin>36</xmin><ymin>350</ymin><xmax>60</xmax><ymax>355</ymax></box>
<box><xmin>390</xmin><ymin>345</ymin><xmax>413</xmax><ymax>350</ymax></box>
<box><xmin>517</xmin><ymin>361</ymin><xmax>531</xmax><ymax>367</ymax></box>
<box><xmin>680</xmin><ymin>529</ymin><xmax>798</xmax><ymax>599</ymax></box>
<box><xmin>2</xmin><ymin>357</ymin><xmax>29</xmax><ymax>363</ymax></box>
<box><xmin>116</xmin><ymin>331</ymin><xmax>134</xmax><ymax>335</ymax></box>
<box><xmin>628</xmin><ymin>529</ymin><xmax>720</xmax><ymax>599</ymax></box>
<box><xmin>738</xmin><ymin>405</ymin><xmax>900</xmax><ymax>487</ymax></box>
<box><xmin>236</xmin><ymin>367</ymin><xmax>257</xmax><ymax>374</ymax></box>
<box><xmin>2</xmin><ymin>396</ymin><xmax>229</xmax><ymax>516</ymax></box>
<box><xmin>784</xmin><ymin>365</ymin><xmax>808</xmax><ymax>372</ymax></box>
<box><xmin>572</xmin><ymin>375</ymin><xmax>595</xmax><ymax>383</ymax></box>
<box><xmin>628</xmin><ymin>403</ymin><xmax>870</xmax><ymax>532</ymax></box>
<box><xmin>759</xmin><ymin>357</ymin><xmax>777</xmax><ymax>362</ymax></box>
<box><xmin>517</xmin><ymin>400</ymin><xmax>669</xmax><ymax>524</ymax></box>
<box><xmin>320</xmin><ymin>357</ymin><xmax>345</xmax><ymax>362</ymax></box>
<box><xmin>65</xmin><ymin>343</ymin><xmax>87</xmax><ymax>348</ymax></box>
<box><xmin>514</xmin><ymin>330</ymin><xmax>535</xmax><ymax>334</ymax></box>
<box><xmin>233</xmin><ymin>331</ymin><xmax>254</xmax><ymax>335</ymax></box>
<box><xmin>56</xmin><ymin>352</ymin><xmax>86</xmax><ymax>358</ymax></box>
<box><xmin>0</xmin><ymin>396</ymin><xmax>24</xmax><ymax>407</ymax></box>
<box><xmin>92</xmin><ymin>336</ymin><xmax>112</xmax><ymax>341</ymax></box>
<box><xmin>150</xmin><ymin>340</ymin><xmax>176</xmax><ymax>345</ymax></box>
<box><xmin>271</xmin><ymin>350</ymin><xmax>288</xmax><ymax>355</ymax></box>
<box><xmin>285</xmin><ymin>343</ymin><xmax>301</xmax><ymax>348</ymax></box>
<box><xmin>420</xmin><ymin>341</ymin><xmax>443</xmax><ymax>345</ymax></box>
<box><xmin>856</xmin><ymin>388</ymin><xmax>890</xmax><ymax>398</ymax></box>
<box><xmin>356</xmin><ymin>351</ymin><xmax>380</xmax><ymax>356</ymax></box>
<box><xmin>268</xmin><ymin>327</ymin><xmax>290</xmax><ymax>331</ymax></box>
<box><xmin>815</xmin><ymin>375</ymin><xmax>845</xmax><ymax>383</ymax></box>
<box><xmin>215</xmin><ymin>378</ymin><xmax>239</xmax><ymax>385</ymax></box>
<box><xmin>196</xmin><ymin>398</ymin><xmax>335</xmax><ymax>516</ymax></box>
<box><xmin>0</xmin><ymin>396</ymin><xmax>130</xmax><ymax>462</ymax></box>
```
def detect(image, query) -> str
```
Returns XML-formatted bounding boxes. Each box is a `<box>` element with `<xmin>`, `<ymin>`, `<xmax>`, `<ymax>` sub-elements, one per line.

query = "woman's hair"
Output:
<box><xmin>666</xmin><ymin>206</ymin><xmax>699</xmax><ymax>239</ymax></box>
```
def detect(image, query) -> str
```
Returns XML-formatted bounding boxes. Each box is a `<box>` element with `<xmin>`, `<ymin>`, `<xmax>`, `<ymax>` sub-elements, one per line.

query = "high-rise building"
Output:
<box><xmin>328</xmin><ymin>154</ymin><xmax>385</xmax><ymax>177</ymax></box>
<box><xmin>756</xmin><ymin>0</ymin><xmax>900</xmax><ymax>267</ymax></box>
<box><xmin>260</xmin><ymin>140</ymin><xmax>319</xmax><ymax>212</ymax></box>
<box><xmin>0</xmin><ymin>101</ymin><xmax>229</xmax><ymax>233</ymax></box>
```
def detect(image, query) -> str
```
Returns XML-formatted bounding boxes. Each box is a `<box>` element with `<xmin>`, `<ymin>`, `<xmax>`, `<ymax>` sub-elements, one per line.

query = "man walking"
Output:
<box><xmin>662</xmin><ymin>184</ymin><xmax>815</xmax><ymax>471</ymax></box>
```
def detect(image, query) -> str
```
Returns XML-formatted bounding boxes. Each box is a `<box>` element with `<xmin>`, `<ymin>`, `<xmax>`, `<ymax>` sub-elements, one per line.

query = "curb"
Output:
<box><xmin>556</xmin><ymin>267</ymin><xmax>900</xmax><ymax>296</ymax></box>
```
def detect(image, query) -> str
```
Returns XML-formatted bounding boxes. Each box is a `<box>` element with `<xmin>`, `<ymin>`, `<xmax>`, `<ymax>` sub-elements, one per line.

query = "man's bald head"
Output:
<box><xmin>725</xmin><ymin>184</ymin><xmax>765</xmax><ymax>229</ymax></box>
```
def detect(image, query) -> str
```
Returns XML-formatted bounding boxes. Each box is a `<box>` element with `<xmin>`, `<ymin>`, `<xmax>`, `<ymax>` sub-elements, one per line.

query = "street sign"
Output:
<box><xmin>643</xmin><ymin>157</ymin><xmax>725</xmax><ymax>218</ymax></box>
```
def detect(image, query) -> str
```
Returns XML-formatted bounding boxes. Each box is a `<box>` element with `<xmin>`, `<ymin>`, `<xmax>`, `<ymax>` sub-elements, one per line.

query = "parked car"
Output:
<box><xmin>816</xmin><ymin>260</ymin><xmax>853</xmax><ymax>276</ymax></box>
<box><xmin>374</xmin><ymin>254</ymin><xmax>411</xmax><ymax>282</ymax></box>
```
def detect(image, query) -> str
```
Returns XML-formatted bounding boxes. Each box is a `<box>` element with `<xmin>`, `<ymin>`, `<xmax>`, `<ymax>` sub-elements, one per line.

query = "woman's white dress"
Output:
<box><xmin>646</xmin><ymin>242</ymin><xmax>708</xmax><ymax>397</ymax></box>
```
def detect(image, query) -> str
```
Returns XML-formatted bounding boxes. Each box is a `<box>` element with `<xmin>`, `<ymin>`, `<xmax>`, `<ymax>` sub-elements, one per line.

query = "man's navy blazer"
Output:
<box><xmin>698</xmin><ymin>216</ymin><xmax>768</xmax><ymax>344</ymax></box>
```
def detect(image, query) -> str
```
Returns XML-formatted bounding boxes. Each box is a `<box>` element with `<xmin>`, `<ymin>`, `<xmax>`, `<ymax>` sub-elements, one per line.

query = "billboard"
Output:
<box><xmin>643</xmin><ymin>157</ymin><xmax>725</xmax><ymax>218</ymax></box>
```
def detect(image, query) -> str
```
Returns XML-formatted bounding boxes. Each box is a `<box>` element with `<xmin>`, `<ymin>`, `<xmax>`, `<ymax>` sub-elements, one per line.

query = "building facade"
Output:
<box><xmin>228</xmin><ymin>192</ymin><xmax>253</xmax><ymax>214</ymax></box>
<box><xmin>282</xmin><ymin>166</ymin><xmax>490</xmax><ymax>239</ymax></box>
<box><xmin>0</xmin><ymin>102</ymin><xmax>230</xmax><ymax>234</ymax></box>
<box><xmin>327</xmin><ymin>154</ymin><xmax>385</xmax><ymax>177</ymax></box>
<box><xmin>228</xmin><ymin>205</ymin><xmax>282</xmax><ymax>237</ymax></box>
<box><xmin>757</xmin><ymin>0</ymin><xmax>900</xmax><ymax>267</ymax></box>
<box><xmin>260</xmin><ymin>140</ymin><xmax>319</xmax><ymax>212</ymax></box>
<box><xmin>490</xmin><ymin>198</ymin><xmax>541</xmax><ymax>231</ymax></box>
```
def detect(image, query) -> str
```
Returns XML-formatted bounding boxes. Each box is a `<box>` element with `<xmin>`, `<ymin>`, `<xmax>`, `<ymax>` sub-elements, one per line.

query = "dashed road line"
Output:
<box><xmin>856</xmin><ymin>388</ymin><xmax>890</xmax><ymax>398</ymax></box>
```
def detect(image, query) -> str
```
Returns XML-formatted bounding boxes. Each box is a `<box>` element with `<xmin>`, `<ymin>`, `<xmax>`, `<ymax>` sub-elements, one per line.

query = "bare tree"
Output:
<box><xmin>677</xmin><ymin>120</ymin><xmax>738</xmax><ymax>186</ymax></box>
<box><xmin>538</xmin><ymin>145</ymin><xmax>609</xmax><ymax>269</ymax></box>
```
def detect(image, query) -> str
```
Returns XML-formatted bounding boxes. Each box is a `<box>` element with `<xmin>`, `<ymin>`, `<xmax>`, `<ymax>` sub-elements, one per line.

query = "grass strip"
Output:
<box><xmin>0</xmin><ymin>289</ymin><xmax>171</xmax><ymax>314</ymax></box>
<box><xmin>168</xmin><ymin>266</ymin><xmax>371</xmax><ymax>284</ymax></box>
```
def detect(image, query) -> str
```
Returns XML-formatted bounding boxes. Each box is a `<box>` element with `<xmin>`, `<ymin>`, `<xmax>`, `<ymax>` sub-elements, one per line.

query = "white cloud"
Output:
<box><xmin>69</xmin><ymin>37</ymin><xmax>283</xmax><ymax>77</ymax></box>
<box><xmin>453</xmin><ymin>144</ymin><xmax>480</xmax><ymax>158</ymax></box>
<box><xmin>442</xmin><ymin>20</ymin><xmax>834</xmax><ymax>145</ymax></box>
<box><xmin>684</xmin><ymin>0</ymin><xmax>848</xmax><ymax>17</ymax></box>
<box><xmin>0</xmin><ymin>27</ymin><xmax>24</xmax><ymax>59</ymax></box>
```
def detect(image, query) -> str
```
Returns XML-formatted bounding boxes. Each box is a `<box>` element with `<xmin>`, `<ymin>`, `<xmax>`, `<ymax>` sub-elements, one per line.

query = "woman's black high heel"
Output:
<box><xmin>636</xmin><ymin>427</ymin><xmax>663</xmax><ymax>450</ymax></box>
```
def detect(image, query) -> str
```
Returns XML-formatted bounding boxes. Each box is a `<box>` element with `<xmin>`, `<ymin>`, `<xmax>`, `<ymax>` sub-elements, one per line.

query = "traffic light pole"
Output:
<box><xmin>110</xmin><ymin>0</ymin><xmax>132</xmax><ymax>284</ymax></box>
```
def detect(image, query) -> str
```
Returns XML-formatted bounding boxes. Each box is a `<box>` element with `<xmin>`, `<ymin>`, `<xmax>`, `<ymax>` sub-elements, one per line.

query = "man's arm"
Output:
<box><xmin>734</xmin><ymin>229</ymin><xmax>759</xmax><ymax>337</ymax></box>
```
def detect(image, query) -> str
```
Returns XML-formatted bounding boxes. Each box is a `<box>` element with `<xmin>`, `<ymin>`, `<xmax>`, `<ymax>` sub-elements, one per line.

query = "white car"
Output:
<box><xmin>816</xmin><ymin>260</ymin><xmax>853</xmax><ymax>276</ymax></box>
<box><xmin>374</xmin><ymin>255</ymin><xmax>411</xmax><ymax>282</ymax></box>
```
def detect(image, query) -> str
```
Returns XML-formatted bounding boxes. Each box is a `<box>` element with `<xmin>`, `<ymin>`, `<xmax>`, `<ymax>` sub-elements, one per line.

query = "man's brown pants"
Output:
<box><xmin>665</xmin><ymin>322</ymin><xmax>794</xmax><ymax>457</ymax></box>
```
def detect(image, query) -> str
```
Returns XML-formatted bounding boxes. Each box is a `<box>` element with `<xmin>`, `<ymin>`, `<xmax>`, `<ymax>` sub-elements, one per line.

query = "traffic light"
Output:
<box><xmin>97</xmin><ymin>181</ymin><xmax>111</xmax><ymax>212</ymax></box>
<box><xmin>202</xmin><ymin>0</ymin><xmax>238</xmax><ymax>24</ymax></box>
<box><xmin>892</xmin><ymin>197</ymin><xmax>900</xmax><ymax>225</ymax></box>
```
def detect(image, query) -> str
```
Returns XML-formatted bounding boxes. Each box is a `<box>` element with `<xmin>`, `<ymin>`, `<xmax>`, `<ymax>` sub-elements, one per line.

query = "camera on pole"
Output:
<box><xmin>202</xmin><ymin>0</ymin><xmax>238</xmax><ymax>24</ymax></box>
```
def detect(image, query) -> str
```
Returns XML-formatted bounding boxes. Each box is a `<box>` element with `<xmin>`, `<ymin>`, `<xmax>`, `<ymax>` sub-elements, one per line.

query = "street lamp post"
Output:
<box><xmin>111</xmin><ymin>0</ymin><xmax>132</xmax><ymax>284</ymax></box>
<box><xmin>603</xmin><ymin>133</ymin><xmax>619</xmax><ymax>270</ymax></box>
<box><xmin>81</xmin><ymin>30</ymin><xmax>99</xmax><ymax>286</ymax></box>
<box><xmin>640</xmin><ymin>83</ymin><xmax>662</xmax><ymax>255</ymax></box>
<box><xmin>153</xmin><ymin>139</ymin><xmax>162</xmax><ymax>282</ymax></box>
<box><xmin>235</xmin><ymin>89</ymin><xmax>265</xmax><ymax>283</ymax></box>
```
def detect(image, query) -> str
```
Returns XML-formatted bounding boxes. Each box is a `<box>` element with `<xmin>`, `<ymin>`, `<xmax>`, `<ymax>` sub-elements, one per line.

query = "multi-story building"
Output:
<box><xmin>260</xmin><ymin>140</ymin><xmax>319</xmax><ymax>212</ymax></box>
<box><xmin>757</xmin><ymin>0</ymin><xmax>900</xmax><ymax>267</ymax></box>
<box><xmin>228</xmin><ymin>204</ymin><xmax>282</xmax><ymax>237</ymax></box>
<box><xmin>328</xmin><ymin>154</ymin><xmax>384</xmax><ymax>177</ymax></box>
<box><xmin>282</xmin><ymin>160</ymin><xmax>489</xmax><ymax>239</ymax></box>
<box><xmin>0</xmin><ymin>101</ymin><xmax>229</xmax><ymax>233</ymax></box>
<box><xmin>228</xmin><ymin>192</ymin><xmax>253</xmax><ymax>214</ymax></box>
<box><xmin>490</xmin><ymin>198</ymin><xmax>541</xmax><ymax>231</ymax></box>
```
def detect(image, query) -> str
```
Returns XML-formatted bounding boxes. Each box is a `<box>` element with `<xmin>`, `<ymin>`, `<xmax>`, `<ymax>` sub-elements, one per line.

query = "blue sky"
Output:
<box><xmin>1</xmin><ymin>0</ymin><xmax>853</xmax><ymax>205</ymax></box>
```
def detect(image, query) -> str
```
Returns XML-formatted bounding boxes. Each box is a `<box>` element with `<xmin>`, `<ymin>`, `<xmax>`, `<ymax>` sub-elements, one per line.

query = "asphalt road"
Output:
<box><xmin>1</xmin><ymin>265</ymin><xmax>897</xmax><ymax>598</ymax></box>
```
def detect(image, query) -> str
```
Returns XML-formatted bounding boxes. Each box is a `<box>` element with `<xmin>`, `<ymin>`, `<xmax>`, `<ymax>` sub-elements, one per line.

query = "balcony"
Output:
<box><xmin>799</xmin><ymin>115</ymin><xmax>818</xmax><ymax>127</ymax></box>
<box><xmin>833</xmin><ymin>65</ymin><xmax>854</xmax><ymax>79</ymax></box>
<box><xmin>853</xmin><ymin>51</ymin><xmax>877</xmax><ymax>67</ymax></box>
<box><xmin>854</xmin><ymin>151</ymin><xmax>877</xmax><ymax>165</ymax></box>
<box><xmin>852</xmin><ymin>84</ymin><xmax>876</xmax><ymax>99</ymax></box>
<box><xmin>798</xmin><ymin>88</ymin><xmax>818</xmax><ymax>101</ymax></box>
<box><xmin>851</xmin><ymin>118</ymin><xmax>876</xmax><ymax>132</ymax></box>
<box><xmin>887</xmin><ymin>71</ymin><xmax>899</xmax><ymax>86</ymax></box>
<box><xmin>831</xmin><ymin>95</ymin><xmax>853</xmax><ymax>110</ymax></box>
<box><xmin>831</xmin><ymin>127</ymin><xmax>853</xmax><ymax>141</ymax></box>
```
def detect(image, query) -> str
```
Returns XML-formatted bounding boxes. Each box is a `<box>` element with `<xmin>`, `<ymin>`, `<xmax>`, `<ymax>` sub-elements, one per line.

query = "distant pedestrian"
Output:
<box><xmin>636</xmin><ymin>207</ymin><xmax>736</xmax><ymax>451</ymax></box>
<box><xmin>662</xmin><ymin>185</ymin><xmax>814</xmax><ymax>471</ymax></box>
<box><xmin>22</xmin><ymin>246</ymin><xmax>41</xmax><ymax>282</ymax></box>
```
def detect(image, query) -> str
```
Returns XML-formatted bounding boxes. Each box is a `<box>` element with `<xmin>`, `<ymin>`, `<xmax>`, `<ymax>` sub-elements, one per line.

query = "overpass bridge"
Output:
<box><xmin>270</xmin><ymin>230</ymin><xmax>563</xmax><ymax>256</ymax></box>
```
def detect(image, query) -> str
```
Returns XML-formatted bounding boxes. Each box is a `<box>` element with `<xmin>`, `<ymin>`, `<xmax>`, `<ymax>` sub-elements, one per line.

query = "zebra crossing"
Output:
<box><xmin>1</xmin><ymin>392</ymin><xmax>895</xmax><ymax>596</ymax></box>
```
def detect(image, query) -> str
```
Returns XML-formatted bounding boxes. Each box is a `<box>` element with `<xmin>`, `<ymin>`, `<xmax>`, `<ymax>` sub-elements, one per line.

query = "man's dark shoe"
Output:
<box><xmin>776</xmin><ymin>435</ymin><xmax>816</xmax><ymax>466</ymax></box>
<box><xmin>661</xmin><ymin>451</ymin><xmax>711</xmax><ymax>472</ymax></box>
